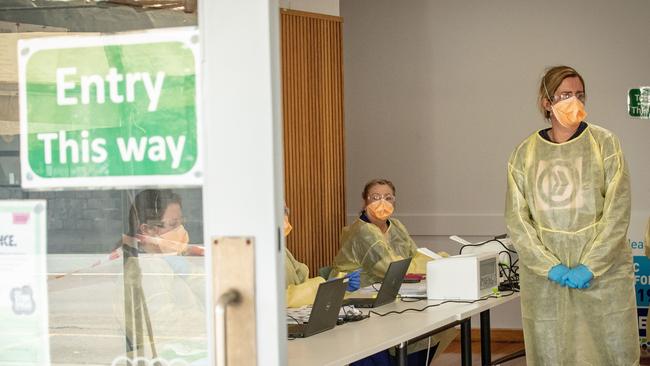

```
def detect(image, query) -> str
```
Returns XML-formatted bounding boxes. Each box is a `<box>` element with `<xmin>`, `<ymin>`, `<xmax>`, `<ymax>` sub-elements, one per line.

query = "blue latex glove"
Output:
<box><xmin>547</xmin><ymin>264</ymin><xmax>570</xmax><ymax>286</ymax></box>
<box><xmin>562</xmin><ymin>265</ymin><xmax>593</xmax><ymax>289</ymax></box>
<box><xmin>344</xmin><ymin>270</ymin><xmax>361</xmax><ymax>292</ymax></box>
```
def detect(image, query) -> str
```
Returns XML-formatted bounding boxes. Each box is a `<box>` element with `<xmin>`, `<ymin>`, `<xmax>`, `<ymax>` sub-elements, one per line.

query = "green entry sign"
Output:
<box><xmin>19</xmin><ymin>28</ymin><xmax>202</xmax><ymax>189</ymax></box>
<box><xmin>628</xmin><ymin>87</ymin><xmax>650</xmax><ymax>119</ymax></box>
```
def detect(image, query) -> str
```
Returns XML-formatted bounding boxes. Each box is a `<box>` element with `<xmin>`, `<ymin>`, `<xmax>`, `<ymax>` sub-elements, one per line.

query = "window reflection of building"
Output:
<box><xmin>0</xmin><ymin>2</ymin><xmax>205</xmax><ymax>364</ymax></box>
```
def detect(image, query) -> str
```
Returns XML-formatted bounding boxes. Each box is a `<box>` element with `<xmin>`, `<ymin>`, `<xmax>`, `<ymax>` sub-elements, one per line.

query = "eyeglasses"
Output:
<box><xmin>367</xmin><ymin>193</ymin><xmax>396</xmax><ymax>203</ymax></box>
<box><xmin>153</xmin><ymin>217</ymin><xmax>185</xmax><ymax>230</ymax></box>
<box><xmin>552</xmin><ymin>92</ymin><xmax>585</xmax><ymax>103</ymax></box>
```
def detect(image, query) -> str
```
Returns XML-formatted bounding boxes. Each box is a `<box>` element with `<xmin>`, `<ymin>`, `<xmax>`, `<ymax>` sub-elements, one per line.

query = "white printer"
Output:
<box><xmin>426</xmin><ymin>252</ymin><xmax>498</xmax><ymax>300</ymax></box>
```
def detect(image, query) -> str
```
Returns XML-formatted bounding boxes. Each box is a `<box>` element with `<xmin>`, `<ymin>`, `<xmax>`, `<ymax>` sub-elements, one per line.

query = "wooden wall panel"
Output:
<box><xmin>280</xmin><ymin>9</ymin><xmax>345</xmax><ymax>276</ymax></box>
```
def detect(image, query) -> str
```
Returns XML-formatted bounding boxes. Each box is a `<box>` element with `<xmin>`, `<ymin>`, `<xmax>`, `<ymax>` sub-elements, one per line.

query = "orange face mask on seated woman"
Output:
<box><xmin>366</xmin><ymin>199</ymin><xmax>394</xmax><ymax>221</ymax></box>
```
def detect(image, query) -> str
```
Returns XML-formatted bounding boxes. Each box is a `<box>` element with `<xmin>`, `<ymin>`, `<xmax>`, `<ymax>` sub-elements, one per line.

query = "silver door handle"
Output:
<box><xmin>215</xmin><ymin>289</ymin><xmax>241</xmax><ymax>366</ymax></box>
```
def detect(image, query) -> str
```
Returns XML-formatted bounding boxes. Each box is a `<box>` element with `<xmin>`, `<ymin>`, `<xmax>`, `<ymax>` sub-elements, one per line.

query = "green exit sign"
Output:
<box><xmin>628</xmin><ymin>87</ymin><xmax>650</xmax><ymax>119</ymax></box>
<box><xmin>18</xmin><ymin>28</ymin><xmax>202</xmax><ymax>190</ymax></box>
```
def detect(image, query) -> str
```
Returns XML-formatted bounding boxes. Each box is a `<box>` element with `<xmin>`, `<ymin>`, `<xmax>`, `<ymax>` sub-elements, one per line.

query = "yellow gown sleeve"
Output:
<box><xmin>332</xmin><ymin>218</ymin><xmax>423</xmax><ymax>287</ymax></box>
<box><xmin>505</xmin><ymin>149</ymin><xmax>561</xmax><ymax>277</ymax></box>
<box><xmin>286</xmin><ymin>277</ymin><xmax>326</xmax><ymax>308</ymax></box>
<box><xmin>581</xmin><ymin>137</ymin><xmax>631</xmax><ymax>277</ymax></box>
<box><xmin>285</xmin><ymin>249</ymin><xmax>309</xmax><ymax>286</ymax></box>
<box><xmin>284</xmin><ymin>249</ymin><xmax>326</xmax><ymax>307</ymax></box>
<box><xmin>408</xmin><ymin>251</ymin><xmax>434</xmax><ymax>274</ymax></box>
<box><xmin>369</xmin><ymin>249</ymin><xmax>404</xmax><ymax>279</ymax></box>
<box><xmin>331</xmin><ymin>221</ymin><xmax>403</xmax><ymax>281</ymax></box>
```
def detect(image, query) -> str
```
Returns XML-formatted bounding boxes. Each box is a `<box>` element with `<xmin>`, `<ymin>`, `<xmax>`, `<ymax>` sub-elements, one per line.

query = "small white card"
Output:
<box><xmin>0</xmin><ymin>200</ymin><xmax>49</xmax><ymax>365</ymax></box>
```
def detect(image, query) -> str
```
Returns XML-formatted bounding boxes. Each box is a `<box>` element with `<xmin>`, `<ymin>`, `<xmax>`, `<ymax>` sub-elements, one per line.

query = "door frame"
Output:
<box><xmin>199</xmin><ymin>1</ymin><xmax>286</xmax><ymax>365</ymax></box>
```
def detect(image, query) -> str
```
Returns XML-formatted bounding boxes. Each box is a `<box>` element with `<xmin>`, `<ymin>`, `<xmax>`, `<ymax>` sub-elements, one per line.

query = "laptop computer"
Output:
<box><xmin>343</xmin><ymin>257</ymin><xmax>412</xmax><ymax>308</ymax></box>
<box><xmin>287</xmin><ymin>277</ymin><xmax>347</xmax><ymax>338</ymax></box>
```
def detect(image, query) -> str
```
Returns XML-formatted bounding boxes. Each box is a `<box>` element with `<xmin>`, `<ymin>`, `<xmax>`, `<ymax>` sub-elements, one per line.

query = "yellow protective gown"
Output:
<box><xmin>505</xmin><ymin>124</ymin><xmax>639</xmax><ymax>366</ymax></box>
<box><xmin>285</xmin><ymin>249</ymin><xmax>324</xmax><ymax>308</ymax></box>
<box><xmin>330</xmin><ymin>217</ymin><xmax>419</xmax><ymax>287</ymax></box>
<box><xmin>331</xmin><ymin>216</ymin><xmax>455</xmax><ymax>357</ymax></box>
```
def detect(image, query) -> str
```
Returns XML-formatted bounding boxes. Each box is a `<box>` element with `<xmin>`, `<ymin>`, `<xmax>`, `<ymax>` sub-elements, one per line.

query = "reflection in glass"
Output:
<box><xmin>45</xmin><ymin>188</ymin><xmax>205</xmax><ymax>365</ymax></box>
<box><xmin>0</xmin><ymin>2</ymin><xmax>205</xmax><ymax>365</ymax></box>
<box><xmin>119</xmin><ymin>189</ymin><xmax>206</xmax><ymax>364</ymax></box>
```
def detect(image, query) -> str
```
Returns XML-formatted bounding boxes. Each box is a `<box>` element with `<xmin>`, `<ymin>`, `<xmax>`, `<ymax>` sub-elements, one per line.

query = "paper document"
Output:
<box><xmin>287</xmin><ymin>306</ymin><xmax>350</xmax><ymax>324</ymax></box>
<box><xmin>399</xmin><ymin>282</ymin><xmax>427</xmax><ymax>298</ymax></box>
<box><xmin>417</xmin><ymin>247</ymin><xmax>442</xmax><ymax>259</ymax></box>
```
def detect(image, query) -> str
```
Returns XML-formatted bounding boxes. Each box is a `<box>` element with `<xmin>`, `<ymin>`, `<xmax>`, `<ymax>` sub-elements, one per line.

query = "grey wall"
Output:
<box><xmin>341</xmin><ymin>0</ymin><xmax>650</xmax><ymax>328</ymax></box>
<box><xmin>342</xmin><ymin>0</ymin><xmax>650</xmax><ymax>237</ymax></box>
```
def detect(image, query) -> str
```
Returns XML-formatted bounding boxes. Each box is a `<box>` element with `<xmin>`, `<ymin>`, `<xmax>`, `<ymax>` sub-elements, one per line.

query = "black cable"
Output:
<box><xmin>494</xmin><ymin>238</ymin><xmax>517</xmax><ymax>253</ymax></box>
<box><xmin>499</xmin><ymin>264</ymin><xmax>511</xmax><ymax>283</ymax></box>
<box><xmin>368</xmin><ymin>291</ymin><xmax>518</xmax><ymax>317</ymax></box>
<box><xmin>340</xmin><ymin>304</ymin><xmax>370</xmax><ymax>323</ymax></box>
<box><xmin>398</xmin><ymin>297</ymin><xmax>424</xmax><ymax>303</ymax></box>
<box><xmin>286</xmin><ymin>314</ymin><xmax>302</xmax><ymax>340</ymax></box>
<box><xmin>500</xmin><ymin>261</ymin><xmax>514</xmax><ymax>283</ymax></box>
<box><xmin>343</xmin><ymin>304</ymin><xmax>355</xmax><ymax>313</ymax></box>
<box><xmin>499</xmin><ymin>250</ymin><xmax>513</xmax><ymax>266</ymax></box>
<box><xmin>455</xmin><ymin>237</ymin><xmax>520</xmax><ymax>290</ymax></box>
<box><xmin>498</xmin><ymin>259</ymin><xmax>520</xmax><ymax>291</ymax></box>
<box><xmin>459</xmin><ymin>238</ymin><xmax>517</xmax><ymax>255</ymax></box>
<box><xmin>287</xmin><ymin>314</ymin><xmax>301</xmax><ymax>324</ymax></box>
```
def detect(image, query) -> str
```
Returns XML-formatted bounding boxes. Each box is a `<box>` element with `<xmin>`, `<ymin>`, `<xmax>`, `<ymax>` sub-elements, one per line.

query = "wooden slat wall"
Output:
<box><xmin>280</xmin><ymin>9</ymin><xmax>345</xmax><ymax>276</ymax></box>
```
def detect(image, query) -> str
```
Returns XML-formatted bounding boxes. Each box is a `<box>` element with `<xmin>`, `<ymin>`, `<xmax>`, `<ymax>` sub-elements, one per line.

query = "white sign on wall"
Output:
<box><xmin>0</xmin><ymin>200</ymin><xmax>49</xmax><ymax>365</ymax></box>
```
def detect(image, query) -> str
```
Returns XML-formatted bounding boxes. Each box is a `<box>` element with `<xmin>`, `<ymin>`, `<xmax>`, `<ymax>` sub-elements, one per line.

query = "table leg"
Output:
<box><xmin>480</xmin><ymin>309</ymin><xmax>491</xmax><ymax>366</ymax></box>
<box><xmin>396</xmin><ymin>342</ymin><xmax>408</xmax><ymax>366</ymax></box>
<box><xmin>460</xmin><ymin>318</ymin><xmax>471</xmax><ymax>366</ymax></box>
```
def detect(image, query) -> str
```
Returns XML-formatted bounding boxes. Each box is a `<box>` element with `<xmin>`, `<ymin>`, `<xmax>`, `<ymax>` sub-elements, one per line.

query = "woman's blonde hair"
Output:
<box><xmin>538</xmin><ymin>65</ymin><xmax>585</xmax><ymax>120</ymax></box>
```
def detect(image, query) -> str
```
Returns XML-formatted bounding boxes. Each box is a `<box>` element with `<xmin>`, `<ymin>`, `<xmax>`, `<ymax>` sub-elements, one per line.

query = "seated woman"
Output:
<box><xmin>330</xmin><ymin>178</ymin><xmax>433</xmax><ymax>286</ymax></box>
<box><xmin>285</xmin><ymin>207</ymin><xmax>359</xmax><ymax>307</ymax></box>
<box><xmin>330</xmin><ymin>178</ymin><xmax>454</xmax><ymax>365</ymax></box>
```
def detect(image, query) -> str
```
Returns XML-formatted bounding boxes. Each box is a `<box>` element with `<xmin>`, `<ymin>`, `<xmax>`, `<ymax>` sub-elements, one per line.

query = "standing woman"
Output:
<box><xmin>505</xmin><ymin>65</ymin><xmax>639</xmax><ymax>365</ymax></box>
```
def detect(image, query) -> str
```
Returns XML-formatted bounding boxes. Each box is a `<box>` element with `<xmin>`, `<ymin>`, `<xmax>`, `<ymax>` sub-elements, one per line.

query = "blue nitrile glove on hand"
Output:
<box><xmin>548</xmin><ymin>264</ymin><xmax>570</xmax><ymax>286</ymax></box>
<box><xmin>344</xmin><ymin>270</ymin><xmax>361</xmax><ymax>292</ymax></box>
<box><xmin>562</xmin><ymin>265</ymin><xmax>593</xmax><ymax>289</ymax></box>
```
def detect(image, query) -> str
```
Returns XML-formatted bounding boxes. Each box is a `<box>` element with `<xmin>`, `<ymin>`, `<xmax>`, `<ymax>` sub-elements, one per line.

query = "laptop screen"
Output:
<box><xmin>374</xmin><ymin>257</ymin><xmax>412</xmax><ymax>307</ymax></box>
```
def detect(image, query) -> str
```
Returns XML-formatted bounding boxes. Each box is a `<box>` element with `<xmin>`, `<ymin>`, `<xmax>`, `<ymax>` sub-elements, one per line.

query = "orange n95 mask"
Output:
<box><xmin>151</xmin><ymin>225</ymin><xmax>189</xmax><ymax>254</ymax></box>
<box><xmin>552</xmin><ymin>96</ymin><xmax>587</xmax><ymax>129</ymax></box>
<box><xmin>284</xmin><ymin>215</ymin><xmax>293</xmax><ymax>237</ymax></box>
<box><xmin>367</xmin><ymin>200</ymin><xmax>394</xmax><ymax>221</ymax></box>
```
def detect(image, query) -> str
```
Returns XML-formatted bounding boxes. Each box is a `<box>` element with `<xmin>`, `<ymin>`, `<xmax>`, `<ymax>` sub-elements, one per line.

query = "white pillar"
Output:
<box><xmin>200</xmin><ymin>0</ymin><xmax>286</xmax><ymax>364</ymax></box>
